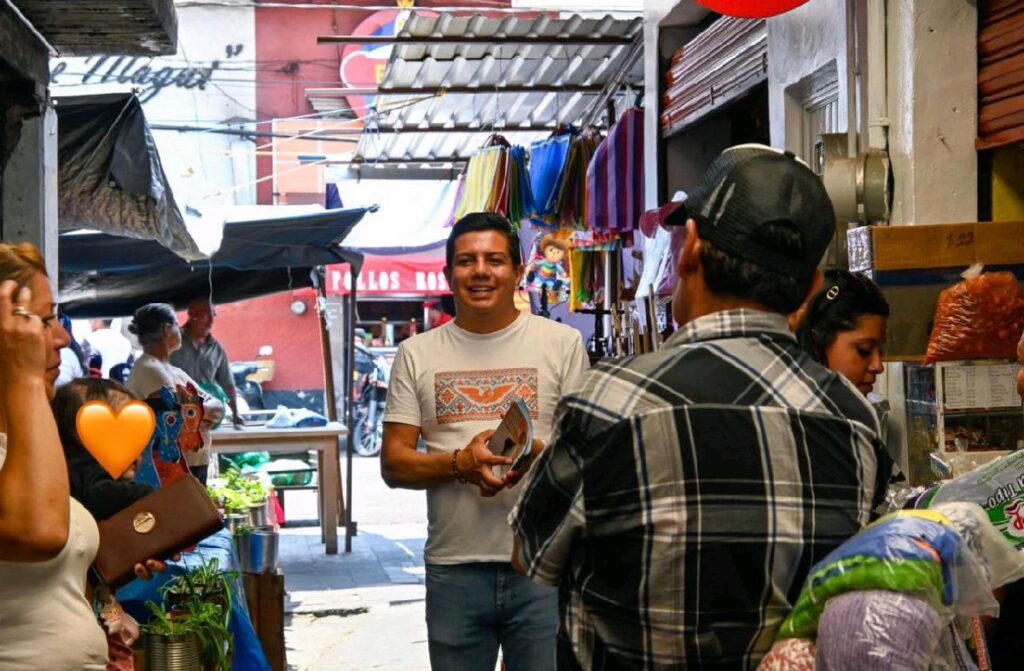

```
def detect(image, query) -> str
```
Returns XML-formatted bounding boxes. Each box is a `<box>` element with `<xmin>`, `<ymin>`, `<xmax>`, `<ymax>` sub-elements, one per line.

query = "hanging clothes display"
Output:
<box><xmin>586</xmin><ymin>107</ymin><xmax>644</xmax><ymax>235</ymax></box>
<box><xmin>555</xmin><ymin>131</ymin><xmax>602</xmax><ymax>229</ymax></box>
<box><xmin>454</xmin><ymin>143</ymin><xmax>506</xmax><ymax>221</ymax></box>
<box><xmin>528</xmin><ymin>133</ymin><xmax>574</xmax><ymax>222</ymax></box>
<box><xmin>505</xmin><ymin>146</ymin><xmax>535</xmax><ymax>226</ymax></box>
<box><xmin>450</xmin><ymin>136</ymin><xmax>535</xmax><ymax>230</ymax></box>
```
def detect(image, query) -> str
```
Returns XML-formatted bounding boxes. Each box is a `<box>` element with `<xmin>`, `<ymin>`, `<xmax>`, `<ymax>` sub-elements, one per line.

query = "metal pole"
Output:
<box><xmin>344</xmin><ymin>268</ymin><xmax>358</xmax><ymax>553</ymax></box>
<box><xmin>317</xmin><ymin>34</ymin><xmax>634</xmax><ymax>46</ymax></box>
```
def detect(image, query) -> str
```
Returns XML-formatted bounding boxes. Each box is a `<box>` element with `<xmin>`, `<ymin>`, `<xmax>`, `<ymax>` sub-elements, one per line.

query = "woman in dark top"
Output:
<box><xmin>52</xmin><ymin>378</ymin><xmax>154</xmax><ymax>521</ymax></box>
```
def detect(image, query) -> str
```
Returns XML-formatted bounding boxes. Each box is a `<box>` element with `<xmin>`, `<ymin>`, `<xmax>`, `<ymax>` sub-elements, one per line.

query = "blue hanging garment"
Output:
<box><xmin>529</xmin><ymin>135</ymin><xmax>573</xmax><ymax>220</ymax></box>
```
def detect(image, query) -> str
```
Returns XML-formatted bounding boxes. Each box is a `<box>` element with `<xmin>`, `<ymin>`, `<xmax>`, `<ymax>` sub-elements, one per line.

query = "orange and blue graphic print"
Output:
<box><xmin>435</xmin><ymin>368</ymin><xmax>539</xmax><ymax>424</ymax></box>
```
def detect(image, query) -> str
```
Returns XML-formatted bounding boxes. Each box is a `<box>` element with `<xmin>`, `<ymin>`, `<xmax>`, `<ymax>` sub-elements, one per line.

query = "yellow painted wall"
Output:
<box><xmin>993</xmin><ymin>146</ymin><xmax>1024</xmax><ymax>221</ymax></box>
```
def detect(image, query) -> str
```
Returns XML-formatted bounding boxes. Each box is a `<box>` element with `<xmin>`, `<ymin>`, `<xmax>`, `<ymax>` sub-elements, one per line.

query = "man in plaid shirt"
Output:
<box><xmin>509</xmin><ymin>145</ymin><xmax>892</xmax><ymax>670</ymax></box>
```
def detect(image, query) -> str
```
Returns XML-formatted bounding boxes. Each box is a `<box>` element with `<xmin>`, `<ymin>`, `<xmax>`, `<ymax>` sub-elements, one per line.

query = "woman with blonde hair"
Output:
<box><xmin>0</xmin><ymin>243</ymin><xmax>166</xmax><ymax>670</ymax></box>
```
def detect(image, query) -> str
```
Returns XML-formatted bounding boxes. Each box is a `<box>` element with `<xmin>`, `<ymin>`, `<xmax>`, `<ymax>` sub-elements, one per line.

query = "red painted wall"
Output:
<box><xmin>206</xmin><ymin>291</ymin><xmax>323</xmax><ymax>391</ymax></box>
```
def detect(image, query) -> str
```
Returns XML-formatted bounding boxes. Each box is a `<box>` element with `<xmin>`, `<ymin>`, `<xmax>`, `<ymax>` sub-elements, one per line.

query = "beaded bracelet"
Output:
<box><xmin>452</xmin><ymin>448</ymin><xmax>468</xmax><ymax>483</ymax></box>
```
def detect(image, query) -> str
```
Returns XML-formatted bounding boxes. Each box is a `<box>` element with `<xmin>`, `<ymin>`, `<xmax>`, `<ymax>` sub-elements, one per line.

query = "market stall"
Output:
<box><xmin>210</xmin><ymin>423</ymin><xmax>347</xmax><ymax>554</ymax></box>
<box><xmin>57</xmin><ymin>205</ymin><xmax>376</xmax><ymax>669</ymax></box>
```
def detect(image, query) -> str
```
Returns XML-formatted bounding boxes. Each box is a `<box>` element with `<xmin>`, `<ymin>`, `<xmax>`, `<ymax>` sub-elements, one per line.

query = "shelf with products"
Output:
<box><xmin>903</xmin><ymin>360</ymin><xmax>1024</xmax><ymax>486</ymax></box>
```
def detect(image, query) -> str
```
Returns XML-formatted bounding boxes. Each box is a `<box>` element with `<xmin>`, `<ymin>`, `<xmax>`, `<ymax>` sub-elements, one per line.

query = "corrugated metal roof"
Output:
<box><xmin>350</xmin><ymin>12</ymin><xmax>643</xmax><ymax>164</ymax></box>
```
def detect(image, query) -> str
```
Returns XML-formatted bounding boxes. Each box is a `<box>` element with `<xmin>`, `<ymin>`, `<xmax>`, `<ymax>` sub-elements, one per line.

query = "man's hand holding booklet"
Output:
<box><xmin>488</xmin><ymin>399</ymin><xmax>539</xmax><ymax>483</ymax></box>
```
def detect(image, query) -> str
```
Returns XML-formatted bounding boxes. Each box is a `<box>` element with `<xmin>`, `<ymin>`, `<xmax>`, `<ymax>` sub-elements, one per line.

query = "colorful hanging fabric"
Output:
<box><xmin>556</xmin><ymin>132</ymin><xmax>601</xmax><ymax>229</ymax></box>
<box><xmin>570</xmin><ymin>230</ymin><xmax>624</xmax><ymax>252</ymax></box>
<box><xmin>529</xmin><ymin>134</ymin><xmax>574</xmax><ymax>221</ymax></box>
<box><xmin>586</xmin><ymin>107</ymin><xmax>644</xmax><ymax>235</ymax></box>
<box><xmin>455</xmin><ymin>145</ymin><xmax>506</xmax><ymax>220</ymax></box>
<box><xmin>569</xmin><ymin>248</ymin><xmax>591</xmax><ymax>312</ymax></box>
<box><xmin>486</xmin><ymin>148</ymin><xmax>510</xmax><ymax>215</ymax></box>
<box><xmin>506</xmin><ymin>146</ymin><xmax>535</xmax><ymax>229</ymax></box>
<box><xmin>444</xmin><ymin>172</ymin><xmax>466</xmax><ymax>228</ymax></box>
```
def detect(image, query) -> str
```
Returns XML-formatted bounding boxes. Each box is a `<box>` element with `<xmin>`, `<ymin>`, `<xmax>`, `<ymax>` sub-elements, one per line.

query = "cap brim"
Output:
<box><xmin>639</xmin><ymin>201</ymin><xmax>689</xmax><ymax>236</ymax></box>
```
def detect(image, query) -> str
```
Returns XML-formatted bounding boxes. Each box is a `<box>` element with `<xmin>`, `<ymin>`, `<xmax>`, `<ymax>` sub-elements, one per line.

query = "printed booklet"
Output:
<box><xmin>488</xmin><ymin>398</ymin><xmax>534</xmax><ymax>477</ymax></box>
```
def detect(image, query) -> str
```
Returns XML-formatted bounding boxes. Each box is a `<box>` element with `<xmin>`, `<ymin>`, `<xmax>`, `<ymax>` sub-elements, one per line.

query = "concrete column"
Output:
<box><xmin>2</xmin><ymin>103</ymin><xmax>58</xmax><ymax>277</ymax></box>
<box><xmin>767</xmin><ymin>0</ymin><xmax>851</xmax><ymax>152</ymax></box>
<box><xmin>887</xmin><ymin>0</ymin><xmax>977</xmax><ymax>225</ymax></box>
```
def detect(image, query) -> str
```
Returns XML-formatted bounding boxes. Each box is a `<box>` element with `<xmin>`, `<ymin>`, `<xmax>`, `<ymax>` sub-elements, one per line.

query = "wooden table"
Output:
<box><xmin>211</xmin><ymin>423</ymin><xmax>347</xmax><ymax>554</ymax></box>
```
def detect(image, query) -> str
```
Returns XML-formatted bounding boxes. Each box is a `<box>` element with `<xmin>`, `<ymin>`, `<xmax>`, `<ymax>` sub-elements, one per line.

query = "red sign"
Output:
<box><xmin>339</xmin><ymin>7</ymin><xmax>437</xmax><ymax>119</ymax></box>
<box><xmin>327</xmin><ymin>255</ymin><xmax>449</xmax><ymax>296</ymax></box>
<box><xmin>697</xmin><ymin>0</ymin><xmax>810</xmax><ymax>18</ymax></box>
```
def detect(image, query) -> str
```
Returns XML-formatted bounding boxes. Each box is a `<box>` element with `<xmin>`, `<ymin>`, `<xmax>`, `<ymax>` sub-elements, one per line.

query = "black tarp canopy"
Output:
<box><xmin>55</xmin><ymin>91</ymin><xmax>203</xmax><ymax>261</ymax></box>
<box><xmin>58</xmin><ymin>206</ymin><xmax>374</xmax><ymax>317</ymax></box>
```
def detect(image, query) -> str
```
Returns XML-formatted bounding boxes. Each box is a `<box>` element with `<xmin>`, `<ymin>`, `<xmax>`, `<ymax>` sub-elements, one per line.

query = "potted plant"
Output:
<box><xmin>233</xmin><ymin>524</ymin><xmax>280</xmax><ymax>574</ymax></box>
<box><xmin>142</xmin><ymin>605</ymin><xmax>204</xmax><ymax>671</ymax></box>
<box><xmin>221</xmin><ymin>469</ymin><xmax>271</xmax><ymax>527</ymax></box>
<box><xmin>162</xmin><ymin>557</ymin><xmax>236</xmax><ymax>614</ymax></box>
<box><xmin>145</xmin><ymin>557</ymin><xmax>236</xmax><ymax>670</ymax></box>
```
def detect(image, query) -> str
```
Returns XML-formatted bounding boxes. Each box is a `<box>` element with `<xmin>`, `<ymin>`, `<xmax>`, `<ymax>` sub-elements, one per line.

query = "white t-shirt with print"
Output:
<box><xmin>384</xmin><ymin>311</ymin><xmax>589</xmax><ymax>564</ymax></box>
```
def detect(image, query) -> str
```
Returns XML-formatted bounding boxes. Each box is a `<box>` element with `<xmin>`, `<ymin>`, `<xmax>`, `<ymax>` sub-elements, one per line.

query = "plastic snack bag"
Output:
<box><xmin>915</xmin><ymin>450</ymin><xmax>1024</xmax><ymax>550</ymax></box>
<box><xmin>925</xmin><ymin>265</ymin><xmax>1024</xmax><ymax>364</ymax></box>
<box><xmin>778</xmin><ymin>505</ymin><xmax>1012</xmax><ymax>641</ymax></box>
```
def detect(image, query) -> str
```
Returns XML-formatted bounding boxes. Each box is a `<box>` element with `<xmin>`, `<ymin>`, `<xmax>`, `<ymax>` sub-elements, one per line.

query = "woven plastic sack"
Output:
<box><xmin>816</xmin><ymin>591</ymin><xmax>942</xmax><ymax>671</ymax></box>
<box><xmin>925</xmin><ymin>266</ymin><xmax>1024</xmax><ymax>364</ymax></box>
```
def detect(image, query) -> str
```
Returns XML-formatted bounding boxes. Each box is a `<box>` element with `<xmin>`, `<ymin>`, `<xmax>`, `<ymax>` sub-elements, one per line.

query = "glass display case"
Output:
<box><xmin>903</xmin><ymin>360</ymin><xmax>1023</xmax><ymax>486</ymax></box>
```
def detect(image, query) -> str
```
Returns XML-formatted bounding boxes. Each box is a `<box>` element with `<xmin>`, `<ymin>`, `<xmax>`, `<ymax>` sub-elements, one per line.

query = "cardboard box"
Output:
<box><xmin>848</xmin><ymin>221</ymin><xmax>1024</xmax><ymax>273</ymax></box>
<box><xmin>847</xmin><ymin>222</ymin><xmax>1024</xmax><ymax>359</ymax></box>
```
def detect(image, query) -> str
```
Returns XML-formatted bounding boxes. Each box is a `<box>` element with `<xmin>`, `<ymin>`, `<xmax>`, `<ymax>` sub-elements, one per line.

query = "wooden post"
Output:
<box><xmin>243</xmin><ymin>571</ymin><xmax>287</xmax><ymax>671</ymax></box>
<box><xmin>313</xmin><ymin>266</ymin><xmax>343</xmax><ymax>554</ymax></box>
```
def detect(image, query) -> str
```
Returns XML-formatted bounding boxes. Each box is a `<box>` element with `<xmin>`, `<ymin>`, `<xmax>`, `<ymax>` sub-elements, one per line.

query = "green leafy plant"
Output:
<box><xmin>143</xmin><ymin>556</ymin><xmax>237</xmax><ymax>671</ymax></box>
<box><xmin>216</xmin><ymin>468</ymin><xmax>270</xmax><ymax>508</ymax></box>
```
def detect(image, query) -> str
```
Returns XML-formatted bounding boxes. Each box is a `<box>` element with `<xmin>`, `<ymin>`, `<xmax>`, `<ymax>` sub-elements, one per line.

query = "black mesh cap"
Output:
<box><xmin>685</xmin><ymin>144</ymin><xmax>835</xmax><ymax>279</ymax></box>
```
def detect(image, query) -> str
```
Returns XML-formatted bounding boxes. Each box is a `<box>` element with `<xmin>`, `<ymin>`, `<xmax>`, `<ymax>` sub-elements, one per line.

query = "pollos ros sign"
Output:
<box><xmin>327</xmin><ymin>256</ymin><xmax>449</xmax><ymax>296</ymax></box>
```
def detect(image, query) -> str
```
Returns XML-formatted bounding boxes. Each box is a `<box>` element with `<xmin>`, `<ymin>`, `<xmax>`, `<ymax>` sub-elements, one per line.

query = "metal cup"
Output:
<box><xmin>236</xmin><ymin>526</ymin><xmax>279</xmax><ymax>574</ymax></box>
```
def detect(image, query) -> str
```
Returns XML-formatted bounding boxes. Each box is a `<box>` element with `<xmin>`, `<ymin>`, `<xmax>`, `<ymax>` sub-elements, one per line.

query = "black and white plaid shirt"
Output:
<box><xmin>510</xmin><ymin>310</ymin><xmax>891</xmax><ymax>670</ymax></box>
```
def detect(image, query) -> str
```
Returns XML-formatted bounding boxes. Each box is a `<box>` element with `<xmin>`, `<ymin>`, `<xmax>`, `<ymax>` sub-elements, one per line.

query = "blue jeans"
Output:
<box><xmin>425</xmin><ymin>562</ymin><xmax>558</xmax><ymax>671</ymax></box>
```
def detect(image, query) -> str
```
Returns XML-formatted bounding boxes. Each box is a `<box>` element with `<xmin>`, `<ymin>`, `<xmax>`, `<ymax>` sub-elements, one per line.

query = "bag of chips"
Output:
<box><xmin>925</xmin><ymin>266</ymin><xmax>1024</xmax><ymax>364</ymax></box>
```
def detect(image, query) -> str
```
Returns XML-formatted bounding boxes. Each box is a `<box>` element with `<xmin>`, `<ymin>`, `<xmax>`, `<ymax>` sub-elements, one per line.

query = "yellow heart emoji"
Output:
<box><xmin>76</xmin><ymin>401</ymin><xmax>157</xmax><ymax>479</ymax></box>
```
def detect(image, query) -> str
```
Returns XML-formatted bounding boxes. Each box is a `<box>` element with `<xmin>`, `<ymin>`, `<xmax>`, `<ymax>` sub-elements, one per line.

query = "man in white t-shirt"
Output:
<box><xmin>382</xmin><ymin>213</ymin><xmax>589</xmax><ymax>671</ymax></box>
<box><xmin>84</xmin><ymin>319</ymin><xmax>132</xmax><ymax>378</ymax></box>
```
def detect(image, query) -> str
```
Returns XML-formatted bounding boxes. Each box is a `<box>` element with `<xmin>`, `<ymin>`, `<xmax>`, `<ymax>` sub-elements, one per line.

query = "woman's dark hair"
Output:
<box><xmin>53</xmin><ymin>379</ymin><xmax>154</xmax><ymax>521</ymax></box>
<box><xmin>52</xmin><ymin>378</ymin><xmax>137</xmax><ymax>461</ymax></box>
<box><xmin>128</xmin><ymin>303</ymin><xmax>177</xmax><ymax>346</ymax></box>
<box><xmin>797</xmin><ymin>270</ymin><xmax>890</xmax><ymax>363</ymax></box>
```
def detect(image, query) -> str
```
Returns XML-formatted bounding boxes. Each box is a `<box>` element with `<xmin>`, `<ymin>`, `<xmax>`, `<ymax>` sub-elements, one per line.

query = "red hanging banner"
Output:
<box><xmin>327</xmin><ymin>255</ymin><xmax>450</xmax><ymax>296</ymax></box>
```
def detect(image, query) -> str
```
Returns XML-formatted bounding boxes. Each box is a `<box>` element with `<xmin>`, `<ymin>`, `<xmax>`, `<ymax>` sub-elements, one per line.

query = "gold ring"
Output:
<box><xmin>12</xmin><ymin>307</ymin><xmax>33</xmax><ymax>319</ymax></box>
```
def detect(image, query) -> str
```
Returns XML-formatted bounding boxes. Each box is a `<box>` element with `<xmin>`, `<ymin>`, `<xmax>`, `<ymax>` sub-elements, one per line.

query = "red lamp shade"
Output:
<box><xmin>697</xmin><ymin>0</ymin><xmax>811</xmax><ymax>18</ymax></box>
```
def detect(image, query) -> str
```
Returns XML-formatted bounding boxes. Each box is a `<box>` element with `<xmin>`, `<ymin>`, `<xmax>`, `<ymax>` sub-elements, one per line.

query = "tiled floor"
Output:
<box><xmin>279</xmin><ymin>456</ymin><xmax>430</xmax><ymax>669</ymax></box>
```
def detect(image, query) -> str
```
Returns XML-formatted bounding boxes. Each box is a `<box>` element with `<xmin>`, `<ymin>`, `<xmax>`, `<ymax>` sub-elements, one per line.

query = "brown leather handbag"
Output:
<box><xmin>93</xmin><ymin>474</ymin><xmax>224</xmax><ymax>588</ymax></box>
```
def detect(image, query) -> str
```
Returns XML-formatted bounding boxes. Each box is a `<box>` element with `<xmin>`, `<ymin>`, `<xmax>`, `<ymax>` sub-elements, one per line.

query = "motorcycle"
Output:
<box><xmin>352</xmin><ymin>346</ymin><xmax>390</xmax><ymax>457</ymax></box>
<box><xmin>230</xmin><ymin>361</ymin><xmax>266</xmax><ymax>410</ymax></box>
